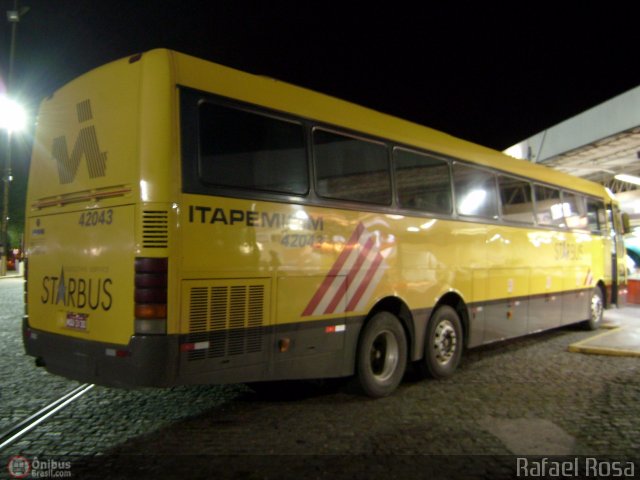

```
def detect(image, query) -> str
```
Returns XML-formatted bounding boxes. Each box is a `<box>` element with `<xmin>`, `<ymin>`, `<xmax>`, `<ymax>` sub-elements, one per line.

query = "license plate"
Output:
<box><xmin>65</xmin><ymin>312</ymin><xmax>88</xmax><ymax>331</ymax></box>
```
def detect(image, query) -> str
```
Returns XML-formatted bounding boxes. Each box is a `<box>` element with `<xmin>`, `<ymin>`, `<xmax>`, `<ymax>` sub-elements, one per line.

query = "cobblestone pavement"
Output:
<box><xmin>1</xmin><ymin>277</ymin><xmax>639</xmax><ymax>479</ymax></box>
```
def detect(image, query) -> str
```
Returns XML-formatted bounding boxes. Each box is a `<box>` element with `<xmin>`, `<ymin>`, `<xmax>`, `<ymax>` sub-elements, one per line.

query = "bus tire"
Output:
<box><xmin>421</xmin><ymin>306</ymin><xmax>462</xmax><ymax>379</ymax></box>
<box><xmin>583</xmin><ymin>287</ymin><xmax>604</xmax><ymax>330</ymax></box>
<box><xmin>355</xmin><ymin>311</ymin><xmax>407</xmax><ymax>398</ymax></box>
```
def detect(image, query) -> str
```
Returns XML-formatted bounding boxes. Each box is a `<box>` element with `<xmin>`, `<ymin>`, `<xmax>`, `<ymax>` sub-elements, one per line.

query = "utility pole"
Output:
<box><xmin>1</xmin><ymin>0</ymin><xmax>29</xmax><ymax>276</ymax></box>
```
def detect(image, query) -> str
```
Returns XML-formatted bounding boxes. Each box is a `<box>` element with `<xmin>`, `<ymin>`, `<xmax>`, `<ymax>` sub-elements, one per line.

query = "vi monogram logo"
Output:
<box><xmin>51</xmin><ymin>99</ymin><xmax>108</xmax><ymax>184</ymax></box>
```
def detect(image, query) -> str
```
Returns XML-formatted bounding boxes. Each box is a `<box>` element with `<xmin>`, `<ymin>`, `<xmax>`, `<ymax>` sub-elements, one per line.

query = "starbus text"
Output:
<box><xmin>41</xmin><ymin>269</ymin><xmax>113</xmax><ymax>311</ymax></box>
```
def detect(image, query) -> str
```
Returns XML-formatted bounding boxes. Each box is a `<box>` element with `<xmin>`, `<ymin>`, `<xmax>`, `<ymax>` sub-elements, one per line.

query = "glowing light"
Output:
<box><xmin>0</xmin><ymin>96</ymin><xmax>27</xmax><ymax>132</ymax></box>
<box><xmin>239</xmin><ymin>242</ymin><xmax>254</xmax><ymax>254</ymax></box>
<box><xmin>289</xmin><ymin>209</ymin><xmax>309</xmax><ymax>231</ymax></box>
<box><xmin>615</xmin><ymin>174</ymin><xmax>640</xmax><ymax>186</ymax></box>
<box><xmin>140</xmin><ymin>180</ymin><xmax>150</xmax><ymax>201</ymax></box>
<box><xmin>550</xmin><ymin>203</ymin><xmax>568</xmax><ymax>221</ymax></box>
<box><xmin>504</xmin><ymin>144</ymin><xmax>526</xmax><ymax>159</ymax></box>
<box><xmin>459</xmin><ymin>189</ymin><xmax>486</xmax><ymax>215</ymax></box>
<box><xmin>420</xmin><ymin>220</ymin><xmax>436</xmax><ymax>230</ymax></box>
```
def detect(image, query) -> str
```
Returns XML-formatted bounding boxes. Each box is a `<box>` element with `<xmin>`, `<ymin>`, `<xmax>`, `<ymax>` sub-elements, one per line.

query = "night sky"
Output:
<box><xmin>2</xmin><ymin>1</ymin><xmax>639</xmax><ymax>149</ymax></box>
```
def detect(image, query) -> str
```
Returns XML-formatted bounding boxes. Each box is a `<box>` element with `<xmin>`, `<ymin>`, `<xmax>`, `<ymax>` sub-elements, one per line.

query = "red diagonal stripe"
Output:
<box><xmin>322</xmin><ymin>281</ymin><xmax>348</xmax><ymax>316</ymax></box>
<box><xmin>346</xmin><ymin>252</ymin><xmax>384</xmax><ymax>312</ymax></box>
<box><xmin>302</xmin><ymin>222</ymin><xmax>365</xmax><ymax>316</ymax></box>
<box><xmin>324</xmin><ymin>235</ymin><xmax>376</xmax><ymax>314</ymax></box>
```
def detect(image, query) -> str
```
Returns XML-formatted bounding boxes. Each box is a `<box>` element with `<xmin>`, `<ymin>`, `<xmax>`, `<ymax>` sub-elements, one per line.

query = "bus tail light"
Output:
<box><xmin>134</xmin><ymin>257</ymin><xmax>168</xmax><ymax>334</ymax></box>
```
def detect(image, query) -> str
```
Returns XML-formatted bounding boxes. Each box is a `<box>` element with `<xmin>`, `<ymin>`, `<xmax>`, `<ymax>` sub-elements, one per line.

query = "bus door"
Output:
<box><xmin>608</xmin><ymin>203</ymin><xmax>628</xmax><ymax>306</ymax></box>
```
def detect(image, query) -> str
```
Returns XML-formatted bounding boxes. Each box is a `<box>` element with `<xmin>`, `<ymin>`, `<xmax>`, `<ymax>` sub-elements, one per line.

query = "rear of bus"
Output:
<box><xmin>23</xmin><ymin>50</ymin><xmax>177</xmax><ymax>386</ymax></box>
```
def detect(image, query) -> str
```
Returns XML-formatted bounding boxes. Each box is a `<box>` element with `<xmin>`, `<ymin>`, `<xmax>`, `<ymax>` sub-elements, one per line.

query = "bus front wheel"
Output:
<box><xmin>421</xmin><ymin>306</ymin><xmax>463</xmax><ymax>379</ymax></box>
<box><xmin>355</xmin><ymin>312</ymin><xmax>407</xmax><ymax>398</ymax></box>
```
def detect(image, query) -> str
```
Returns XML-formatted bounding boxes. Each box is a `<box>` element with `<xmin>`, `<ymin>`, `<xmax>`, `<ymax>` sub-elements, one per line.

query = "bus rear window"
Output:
<box><xmin>198</xmin><ymin>103</ymin><xmax>308</xmax><ymax>195</ymax></box>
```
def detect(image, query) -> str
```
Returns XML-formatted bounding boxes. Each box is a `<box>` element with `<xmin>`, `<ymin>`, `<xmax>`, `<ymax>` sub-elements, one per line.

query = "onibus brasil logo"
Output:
<box><xmin>51</xmin><ymin>99</ymin><xmax>107</xmax><ymax>184</ymax></box>
<box><xmin>7</xmin><ymin>455</ymin><xmax>72</xmax><ymax>478</ymax></box>
<box><xmin>7</xmin><ymin>456</ymin><xmax>30</xmax><ymax>478</ymax></box>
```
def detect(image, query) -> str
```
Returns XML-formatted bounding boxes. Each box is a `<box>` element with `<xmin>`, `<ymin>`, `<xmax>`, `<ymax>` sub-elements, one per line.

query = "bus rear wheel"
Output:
<box><xmin>583</xmin><ymin>287</ymin><xmax>604</xmax><ymax>330</ymax></box>
<box><xmin>355</xmin><ymin>312</ymin><xmax>407</xmax><ymax>398</ymax></box>
<box><xmin>421</xmin><ymin>306</ymin><xmax>462</xmax><ymax>379</ymax></box>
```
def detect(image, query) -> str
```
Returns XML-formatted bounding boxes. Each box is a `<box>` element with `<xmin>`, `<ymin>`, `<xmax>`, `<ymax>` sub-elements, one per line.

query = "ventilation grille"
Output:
<box><xmin>187</xmin><ymin>284</ymin><xmax>265</xmax><ymax>361</ymax></box>
<box><xmin>142</xmin><ymin>210</ymin><xmax>168</xmax><ymax>248</ymax></box>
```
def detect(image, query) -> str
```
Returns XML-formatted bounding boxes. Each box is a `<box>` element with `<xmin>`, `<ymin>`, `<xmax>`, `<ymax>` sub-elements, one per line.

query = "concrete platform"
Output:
<box><xmin>569</xmin><ymin>305</ymin><xmax>640</xmax><ymax>356</ymax></box>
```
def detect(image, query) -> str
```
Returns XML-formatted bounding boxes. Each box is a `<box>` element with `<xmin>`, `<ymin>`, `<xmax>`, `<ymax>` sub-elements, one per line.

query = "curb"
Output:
<box><xmin>0</xmin><ymin>274</ymin><xmax>23</xmax><ymax>280</ymax></box>
<box><xmin>568</xmin><ymin>326</ymin><xmax>640</xmax><ymax>357</ymax></box>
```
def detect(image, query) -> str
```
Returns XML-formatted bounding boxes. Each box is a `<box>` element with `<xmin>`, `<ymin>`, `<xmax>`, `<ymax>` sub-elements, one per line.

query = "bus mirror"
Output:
<box><xmin>621</xmin><ymin>212</ymin><xmax>631</xmax><ymax>234</ymax></box>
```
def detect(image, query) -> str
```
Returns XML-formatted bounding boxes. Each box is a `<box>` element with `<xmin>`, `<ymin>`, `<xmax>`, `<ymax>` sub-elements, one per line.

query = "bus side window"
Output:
<box><xmin>534</xmin><ymin>185</ymin><xmax>563</xmax><ymax>227</ymax></box>
<box><xmin>394</xmin><ymin>148</ymin><xmax>452</xmax><ymax>214</ymax></box>
<box><xmin>198</xmin><ymin>102</ymin><xmax>308</xmax><ymax>195</ymax></box>
<box><xmin>313</xmin><ymin>128</ymin><xmax>391</xmax><ymax>205</ymax></box>
<box><xmin>586</xmin><ymin>198</ymin><xmax>606</xmax><ymax>234</ymax></box>
<box><xmin>497</xmin><ymin>175</ymin><xmax>534</xmax><ymax>224</ymax></box>
<box><xmin>562</xmin><ymin>191</ymin><xmax>588</xmax><ymax>230</ymax></box>
<box><xmin>452</xmin><ymin>163</ymin><xmax>499</xmax><ymax>219</ymax></box>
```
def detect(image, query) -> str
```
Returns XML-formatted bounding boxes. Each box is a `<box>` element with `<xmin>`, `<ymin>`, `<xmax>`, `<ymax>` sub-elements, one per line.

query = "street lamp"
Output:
<box><xmin>0</xmin><ymin>96</ymin><xmax>27</xmax><ymax>275</ymax></box>
<box><xmin>1</xmin><ymin>0</ymin><xmax>30</xmax><ymax>276</ymax></box>
<box><xmin>0</xmin><ymin>96</ymin><xmax>26</xmax><ymax>132</ymax></box>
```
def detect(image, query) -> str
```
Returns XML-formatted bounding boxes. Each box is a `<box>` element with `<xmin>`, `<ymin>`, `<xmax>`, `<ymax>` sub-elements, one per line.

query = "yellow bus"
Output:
<box><xmin>23</xmin><ymin>49</ymin><xmax>627</xmax><ymax>397</ymax></box>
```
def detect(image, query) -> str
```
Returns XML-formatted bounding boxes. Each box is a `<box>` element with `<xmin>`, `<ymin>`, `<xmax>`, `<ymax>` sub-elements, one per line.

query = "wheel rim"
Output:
<box><xmin>591</xmin><ymin>292</ymin><xmax>603</xmax><ymax>325</ymax></box>
<box><xmin>433</xmin><ymin>319</ymin><xmax>457</xmax><ymax>366</ymax></box>
<box><xmin>369</xmin><ymin>330</ymin><xmax>399</xmax><ymax>382</ymax></box>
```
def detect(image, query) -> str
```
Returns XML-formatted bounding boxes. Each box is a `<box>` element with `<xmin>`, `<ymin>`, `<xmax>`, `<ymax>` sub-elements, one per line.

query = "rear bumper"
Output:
<box><xmin>22</xmin><ymin>317</ymin><xmax>179</xmax><ymax>387</ymax></box>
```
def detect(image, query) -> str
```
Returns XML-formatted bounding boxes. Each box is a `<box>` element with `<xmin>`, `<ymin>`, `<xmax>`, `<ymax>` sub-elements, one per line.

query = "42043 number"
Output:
<box><xmin>280</xmin><ymin>234</ymin><xmax>325</xmax><ymax>248</ymax></box>
<box><xmin>79</xmin><ymin>209</ymin><xmax>113</xmax><ymax>227</ymax></box>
